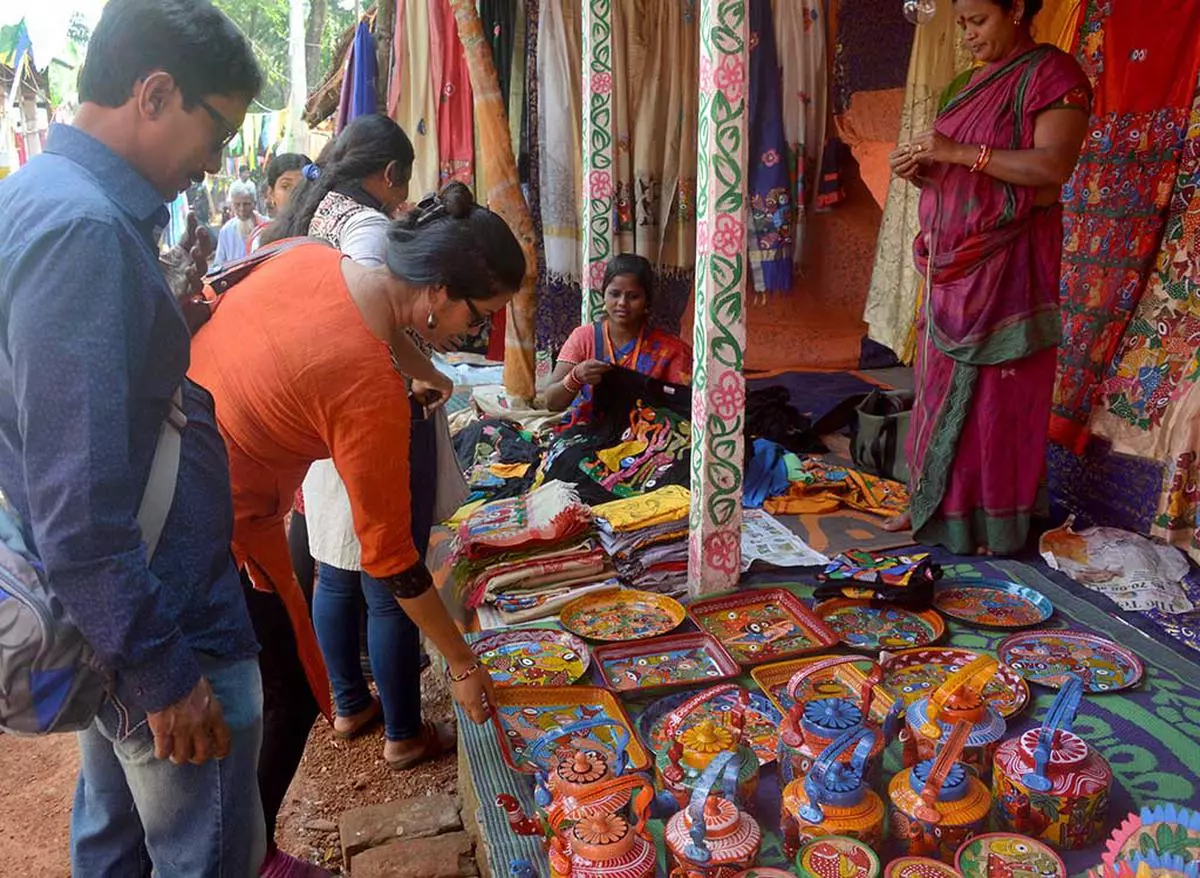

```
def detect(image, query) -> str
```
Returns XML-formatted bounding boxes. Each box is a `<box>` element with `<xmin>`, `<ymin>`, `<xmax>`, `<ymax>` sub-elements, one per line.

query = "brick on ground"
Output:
<box><xmin>339</xmin><ymin>793</ymin><xmax>462</xmax><ymax>865</ymax></box>
<box><xmin>349</xmin><ymin>831</ymin><xmax>479</xmax><ymax>878</ymax></box>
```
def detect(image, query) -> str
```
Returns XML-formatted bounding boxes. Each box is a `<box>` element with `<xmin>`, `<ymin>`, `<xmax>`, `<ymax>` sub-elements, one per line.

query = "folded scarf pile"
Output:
<box><xmin>453</xmin><ymin>480</ymin><xmax>613</xmax><ymax>610</ymax></box>
<box><xmin>592</xmin><ymin>486</ymin><xmax>691</xmax><ymax>595</ymax></box>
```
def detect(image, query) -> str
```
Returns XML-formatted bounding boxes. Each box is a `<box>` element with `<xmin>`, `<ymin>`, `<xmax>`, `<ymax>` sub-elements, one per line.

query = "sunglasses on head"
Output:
<box><xmin>414</xmin><ymin>193</ymin><xmax>447</xmax><ymax>227</ymax></box>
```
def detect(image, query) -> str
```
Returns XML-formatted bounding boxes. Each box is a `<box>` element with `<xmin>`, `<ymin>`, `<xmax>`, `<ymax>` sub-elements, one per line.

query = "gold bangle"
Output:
<box><xmin>447</xmin><ymin>661</ymin><xmax>481</xmax><ymax>683</ymax></box>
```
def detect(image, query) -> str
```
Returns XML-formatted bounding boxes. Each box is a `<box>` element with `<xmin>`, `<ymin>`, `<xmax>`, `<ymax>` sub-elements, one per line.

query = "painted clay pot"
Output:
<box><xmin>526</xmin><ymin>718</ymin><xmax>635</xmax><ymax>815</ymax></box>
<box><xmin>795</xmin><ymin>836</ymin><xmax>881</xmax><ymax>878</ymax></box>
<box><xmin>902</xmin><ymin>655</ymin><xmax>1005</xmax><ymax>783</ymax></box>
<box><xmin>665</xmin><ymin>752</ymin><xmax>763</xmax><ymax>877</ymax></box>
<box><xmin>888</xmin><ymin>722</ymin><xmax>991</xmax><ymax>864</ymax></box>
<box><xmin>781</xmin><ymin>728</ymin><xmax>885</xmax><ymax>859</ymax></box>
<box><xmin>778</xmin><ymin>657</ymin><xmax>898</xmax><ymax>786</ymax></box>
<box><xmin>549</xmin><ymin>813</ymin><xmax>657</xmax><ymax>878</ymax></box>
<box><xmin>992</xmin><ymin>676</ymin><xmax>1112</xmax><ymax>849</ymax></box>
<box><xmin>658</xmin><ymin>684</ymin><xmax>760</xmax><ymax>809</ymax></box>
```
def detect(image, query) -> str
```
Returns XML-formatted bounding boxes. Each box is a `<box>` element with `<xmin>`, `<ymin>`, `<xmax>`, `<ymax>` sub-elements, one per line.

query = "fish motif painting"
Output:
<box><xmin>997</xmin><ymin>631</ymin><xmax>1144</xmax><ymax>692</ymax></box>
<box><xmin>955</xmin><ymin>833</ymin><xmax>1067</xmax><ymax>878</ymax></box>
<box><xmin>814</xmin><ymin>599</ymin><xmax>944</xmax><ymax>651</ymax></box>
<box><xmin>471</xmin><ymin>629</ymin><xmax>590</xmax><ymax>687</ymax></box>
<box><xmin>795</xmin><ymin>836</ymin><xmax>880</xmax><ymax>878</ymax></box>
<box><xmin>560</xmin><ymin>589</ymin><xmax>686</xmax><ymax>642</ymax></box>
<box><xmin>932</xmin><ymin>580</ymin><xmax>1053</xmax><ymax>628</ymax></box>
<box><xmin>883</xmin><ymin>857</ymin><xmax>961</xmax><ymax>878</ymax></box>
<box><xmin>593</xmin><ymin>633</ymin><xmax>739</xmax><ymax>692</ymax></box>
<box><xmin>688</xmin><ymin>588</ymin><xmax>839</xmax><ymax>664</ymax></box>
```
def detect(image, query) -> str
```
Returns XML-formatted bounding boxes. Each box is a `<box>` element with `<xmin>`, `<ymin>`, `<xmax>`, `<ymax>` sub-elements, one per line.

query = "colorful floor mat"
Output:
<box><xmin>456</xmin><ymin>558</ymin><xmax>1200</xmax><ymax>878</ymax></box>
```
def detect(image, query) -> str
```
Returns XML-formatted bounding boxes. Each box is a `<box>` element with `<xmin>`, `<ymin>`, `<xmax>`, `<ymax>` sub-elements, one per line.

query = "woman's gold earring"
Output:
<box><xmin>427</xmin><ymin>311</ymin><xmax>438</xmax><ymax>330</ymax></box>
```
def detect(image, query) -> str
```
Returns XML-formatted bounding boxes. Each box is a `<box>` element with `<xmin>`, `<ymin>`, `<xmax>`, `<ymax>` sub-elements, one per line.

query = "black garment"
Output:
<box><xmin>286</xmin><ymin>511</ymin><xmax>315</xmax><ymax>594</ymax></box>
<box><xmin>480</xmin><ymin>0</ymin><xmax>517</xmax><ymax>111</ymax></box>
<box><xmin>243</xmin><ymin>573</ymin><xmax>318</xmax><ymax>847</ymax></box>
<box><xmin>744</xmin><ymin>385</ymin><xmax>827</xmax><ymax>457</ymax></box>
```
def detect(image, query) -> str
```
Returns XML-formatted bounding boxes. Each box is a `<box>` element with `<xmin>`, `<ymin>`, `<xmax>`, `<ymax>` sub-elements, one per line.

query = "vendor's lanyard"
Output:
<box><xmin>603</xmin><ymin>320</ymin><xmax>644</xmax><ymax>369</ymax></box>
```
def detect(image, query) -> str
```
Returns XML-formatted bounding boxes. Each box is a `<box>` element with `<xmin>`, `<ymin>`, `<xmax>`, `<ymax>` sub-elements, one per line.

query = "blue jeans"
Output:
<box><xmin>312</xmin><ymin>565</ymin><xmax>422</xmax><ymax>741</ymax></box>
<box><xmin>70</xmin><ymin>657</ymin><xmax>266</xmax><ymax>877</ymax></box>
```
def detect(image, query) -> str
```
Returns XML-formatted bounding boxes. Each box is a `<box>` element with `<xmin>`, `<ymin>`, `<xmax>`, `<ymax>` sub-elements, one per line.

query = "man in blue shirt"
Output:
<box><xmin>0</xmin><ymin>1</ymin><xmax>266</xmax><ymax>873</ymax></box>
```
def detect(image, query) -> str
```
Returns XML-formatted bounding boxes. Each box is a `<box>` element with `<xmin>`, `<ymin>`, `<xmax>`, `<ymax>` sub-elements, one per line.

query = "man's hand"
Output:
<box><xmin>179</xmin><ymin>212</ymin><xmax>215</xmax><ymax>299</ymax></box>
<box><xmin>146</xmin><ymin>676</ymin><xmax>231</xmax><ymax>765</ymax></box>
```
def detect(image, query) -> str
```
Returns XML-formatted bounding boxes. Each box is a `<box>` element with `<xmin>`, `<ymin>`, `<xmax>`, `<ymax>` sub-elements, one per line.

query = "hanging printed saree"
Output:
<box><xmin>391</xmin><ymin>0</ymin><xmax>441</xmax><ymax>195</ymax></box>
<box><xmin>431</xmin><ymin>0</ymin><xmax>474</xmax><ymax>186</ymax></box>
<box><xmin>907</xmin><ymin>46</ymin><xmax>1090</xmax><ymax>555</ymax></box>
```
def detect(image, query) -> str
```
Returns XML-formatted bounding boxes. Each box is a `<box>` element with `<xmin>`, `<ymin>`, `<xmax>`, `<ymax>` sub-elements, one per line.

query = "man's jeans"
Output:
<box><xmin>70</xmin><ymin>656</ymin><xmax>266</xmax><ymax>877</ymax></box>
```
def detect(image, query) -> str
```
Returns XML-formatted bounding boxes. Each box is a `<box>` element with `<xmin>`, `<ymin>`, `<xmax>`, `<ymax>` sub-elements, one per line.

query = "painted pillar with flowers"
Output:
<box><xmin>689</xmin><ymin>0</ymin><xmax>750</xmax><ymax>596</ymax></box>
<box><xmin>580</xmin><ymin>0</ymin><xmax>616</xmax><ymax>323</ymax></box>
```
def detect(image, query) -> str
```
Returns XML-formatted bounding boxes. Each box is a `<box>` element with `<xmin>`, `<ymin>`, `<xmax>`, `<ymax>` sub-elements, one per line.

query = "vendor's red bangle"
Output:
<box><xmin>563</xmin><ymin>367</ymin><xmax>583</xmax><ymax>395</ymax></box>
<box><xmin>969</xmin><ymin>144</ymin><xmax>992</xmax><ymax>174</ymax></box>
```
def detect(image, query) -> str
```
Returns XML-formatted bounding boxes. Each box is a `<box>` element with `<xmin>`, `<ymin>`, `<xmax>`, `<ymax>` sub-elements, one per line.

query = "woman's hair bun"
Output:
<box><xmin>440</xmin><ymin>181</ymin><xmax>475</xmax><ymax>219</ymax></box>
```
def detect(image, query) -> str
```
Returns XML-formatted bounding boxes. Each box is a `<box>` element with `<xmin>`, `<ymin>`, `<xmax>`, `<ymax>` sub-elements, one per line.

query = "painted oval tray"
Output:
<box><xmin>687</xmin><ymin>588</ymin><xmax>839</xmax><ymax>665</ymax></box>
<box><xmin>471</xmin><ymin>628</ymin><xmax>590</xmax><ymax>687</ymax></box>
<box><xmin>933</xmin><ymin>579</ymin><xmax>1053</xmax><ymax>629</ymax></box>
<box><xmin>750</xmin><ymin>655</ymin><xmax>880</xmax><ymax>718</ymax></box>
<box><xmin>635</xmin><ymin>686</ymin><xmax>784</xmax><ymax>765</ymax></box>
<box><xmin>997</xmin><ymin>629</ymin><xmax>1145</xmax><ymax>693</ymax></box>
<box><xmin>957</xmin><ymin>833</ymin><xmax>1066</xmax><ymax>878</ymax></box>
<box><xmin>560</xmin><ymin>588</ymin><xmax>686</xmax><ymax>642</ymax></box>
<box><xmin>592</xmin><ymin>632</ymin><xmax>739</xmax><ymax>693</ymax></box>
<box><xmin>881</xmin><ymin>647</ymin><xmax>1029</xmax><ymax>718</ymax></box>
<box><xmin>814</xmin><ymin>598</ymin><xmax>945</xmax><ymax>652</ymax></box>
<box><xmin>884</xmin><ymin>857</ymin><xmax>961</xmax><ymax>878</ymax></box>
<box><xmin>796</xmin><ymin>835</ymin><xmax>880</xmax><ymax>878</ymax></box>
<box><xmin>490</xmin><ymin>685</ymin><xmax>651</xmax><ymax>774</ymax></box>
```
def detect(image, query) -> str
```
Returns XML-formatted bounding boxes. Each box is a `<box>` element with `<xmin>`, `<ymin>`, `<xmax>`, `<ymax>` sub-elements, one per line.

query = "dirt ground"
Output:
<box><xmin>0</xmin><ymin>667</ymin><xmax>455</xmax><ymax>877</ymax></box>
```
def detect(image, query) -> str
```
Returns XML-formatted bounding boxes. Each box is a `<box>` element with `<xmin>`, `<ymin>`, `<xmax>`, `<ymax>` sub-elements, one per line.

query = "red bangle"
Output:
<box><xmin>969</xmin><ymin>144</ymin><xmax>992</xmax><ymax>174</ymax></box>
<box><xmin>562</xmin><ymin>368</ymin><xmax>583</xmax><ymax>395</ymax></box>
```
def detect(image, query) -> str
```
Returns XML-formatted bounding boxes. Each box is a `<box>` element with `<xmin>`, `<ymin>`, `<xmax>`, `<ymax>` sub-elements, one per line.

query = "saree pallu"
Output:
<box><xmin>1050</xmin><ymin>0</ymin><xmax>1200</xmax><ymax>452</ymax></box>
<box><xmin>536</xmin><ymin>0</ymin><xmax>584</xmax><ymax>357</ymax></box>
<box><xmin>632</xmin><ymin>0</ymin><xmax>698</xmax><ymax>335</ymax></box>
<box><xmin>907</xmin><ymin>46</ymin><xmax>1090</xmax><ymax>555</ymax></box>
<box><xmin>747</xmin><ymin>0</ymin><xmax>795</xmax><ymax>295</ymax></box>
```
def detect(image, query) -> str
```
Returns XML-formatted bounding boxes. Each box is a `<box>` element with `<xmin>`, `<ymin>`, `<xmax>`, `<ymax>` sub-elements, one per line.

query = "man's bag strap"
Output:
<box><xmin>137</xmin><ymin>386</ymin><xmax>186</xmax><ymax>559</ymax></box>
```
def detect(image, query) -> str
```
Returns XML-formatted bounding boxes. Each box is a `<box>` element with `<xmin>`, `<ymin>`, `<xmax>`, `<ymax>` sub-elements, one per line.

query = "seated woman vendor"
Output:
<box><xmin>545</xmin><ymin>253</ymin><xmax>691</xmax><ymax>427</ymax></box>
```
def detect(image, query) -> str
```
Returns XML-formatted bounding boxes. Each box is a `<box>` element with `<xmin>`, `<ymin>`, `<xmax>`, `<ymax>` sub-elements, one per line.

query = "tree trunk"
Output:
<box><xmin>305</xmin><ymin>0</ymin><xmax>328</xmax><ymax>92</ymax></box>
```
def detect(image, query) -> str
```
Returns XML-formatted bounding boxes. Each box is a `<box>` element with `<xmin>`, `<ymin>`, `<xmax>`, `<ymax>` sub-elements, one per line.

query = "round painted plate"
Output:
<box><xmin>957</xmin><ymin>833</ymin><xmax>1066</xmax><ymax>878</ymax></box>
<box><xmin>881</xmin><ymin>647</ymin><xmax>1030</xmax><ymax>718</ymax></box>
<box><xmin>997</xmin><ymin>629</ymin><xmax>1144</xmax><ymax>693</ymax></box>
<box><xmin>933</xmin><ymin>579</ymin><xmax>1053</xmax><ymax>629</ymax></box>
<box><xmin>736</xmin><ymin>871</ymin><xmax>797</xmax><ymax>878</ymax></box>
<box><xmin>884</xmin><ymin>857</ymin><xmax>961</xmax><ymax>878</ymax></box>
<box><xmin>814</xmin><ymin>599</ymin><xmax>945</xmax><ymax>652</ymax></box>
<box><xmin>796</xmin><ymin>835</ymin><xmax>880</xmax><ymax>878</ymax></box>
<box><xmin>635</xmin><ymin>687</ymin><xmax>783</xmax><ymax>766</ymax></box>
<box><xmin>559</xmin><ymin>589</ymin><xmax>686</xmax><ymax>642</ymax></box>
<box><xmin>471</xmin><ymin>629</ymin><xmax>590</xmax><ymax>687</ymax></box>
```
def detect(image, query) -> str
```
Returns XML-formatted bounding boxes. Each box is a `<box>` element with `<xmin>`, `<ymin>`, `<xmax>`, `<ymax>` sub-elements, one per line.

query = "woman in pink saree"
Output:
<box><xmin>887</xmin><ymin>0</ymin><xmax>1090</xmax><ymax>554</ymax></box>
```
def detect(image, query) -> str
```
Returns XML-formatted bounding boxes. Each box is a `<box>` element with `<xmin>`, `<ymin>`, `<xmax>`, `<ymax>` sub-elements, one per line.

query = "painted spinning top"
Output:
<box><xmin>903</xmin><ymin>655</ymin><xmax>1005</xmax><ymax>782</ymax></box>
<box><xmin>778</xmin><ymin>657</ymin><xmax>898</xmax><ymax>786</ymax></box>
<box><xmin>993</xmin><ymin>675</ymin><xmax>1112</xmax><ymax>850</ymax></box>
<box><xmin>781</xmin><ymin>728</ymin><xmax>885</xmax><ymax>859</ymax></box>
<box><xmin>664</xmin><ymin>751</ymin><xmax>763</xmax><ymax>878</ymax></box>
<box><xmin>888</xmin><ymin>722</ymin><xmax>992</xmax><ymax>864</ymax></box>
<box><xmin>795</xmin><ymin>835</ymin><xmax>881</xmax><ymax>878</ymax></box>
<box><xmin>658</xmin><ymin>684</ymin><xmax>760</xmax><ymax>809</ymax></box>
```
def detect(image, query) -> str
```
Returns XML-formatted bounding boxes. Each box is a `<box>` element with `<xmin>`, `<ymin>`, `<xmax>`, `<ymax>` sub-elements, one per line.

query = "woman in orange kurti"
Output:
<box><xmin>189</xmin><ymin>183</ymin><xmax>523</xmax><ymax>862</ymax></box>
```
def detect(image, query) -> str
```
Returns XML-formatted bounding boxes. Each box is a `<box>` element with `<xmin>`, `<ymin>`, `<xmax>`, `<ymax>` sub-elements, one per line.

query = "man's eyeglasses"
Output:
<box><xmin>197</xmin><ymin>98</ymin><xmax>239</xmax><ymax>153</ymax></box>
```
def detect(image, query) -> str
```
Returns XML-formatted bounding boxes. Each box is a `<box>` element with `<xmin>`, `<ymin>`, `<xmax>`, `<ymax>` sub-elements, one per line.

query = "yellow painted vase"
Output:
<box><xmin>780</xmin><ymin>728</ymin><xmax>885</xmax><ymax>859</ymax></box>
<box><xmin>888</xmin><ymin>722</ymin><xmax>991</xmax><ymax>863</ymax></box>
<box><xmin>992</xmin><ymin>676</ymin><xmax>1111</xmax><ymax>849</ymax></box>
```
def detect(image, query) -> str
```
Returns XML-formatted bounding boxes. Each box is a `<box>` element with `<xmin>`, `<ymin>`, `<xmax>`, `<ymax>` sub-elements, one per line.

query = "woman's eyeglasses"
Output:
<box><xmin>197</xmin><ymin>98</ymin><xmax>239</xmax><ymax>153</ymax></box>
<box><xmin>464</xmin><ymin>298</ymin><xmax>490</xmax><ymax>330</ymax></box>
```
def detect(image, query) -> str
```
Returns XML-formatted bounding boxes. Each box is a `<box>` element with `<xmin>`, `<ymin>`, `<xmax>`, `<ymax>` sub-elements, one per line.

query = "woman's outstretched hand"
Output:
<box><xmin>449</xmin><ymin>661</ymin><xmax>497</xmax><ymax>724</ymax></box>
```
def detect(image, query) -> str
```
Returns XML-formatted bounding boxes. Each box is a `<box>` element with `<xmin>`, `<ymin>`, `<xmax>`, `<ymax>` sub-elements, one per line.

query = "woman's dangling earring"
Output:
<box><xmin>427</xmin><ymin>310</ymin><xmax>438</xmax><ymax>330</ymax></box>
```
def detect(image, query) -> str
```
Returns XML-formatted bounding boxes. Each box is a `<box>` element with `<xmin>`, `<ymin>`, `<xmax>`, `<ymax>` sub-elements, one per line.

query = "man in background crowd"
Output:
<box><xmin>215</xmin><ymin>178</ymin><xmax>262</xmax><ymax>265</ymax></box>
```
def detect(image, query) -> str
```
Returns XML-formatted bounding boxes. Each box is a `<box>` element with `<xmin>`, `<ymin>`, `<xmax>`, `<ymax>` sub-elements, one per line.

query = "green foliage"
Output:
<box><xmin>212</xmin><ymin>0</ymin><xmax>359</xmax><ymax>109</ymax></box>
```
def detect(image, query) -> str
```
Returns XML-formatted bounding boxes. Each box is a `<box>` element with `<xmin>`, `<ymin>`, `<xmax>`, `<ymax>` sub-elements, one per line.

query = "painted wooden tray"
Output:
<box><xmin>881</xmin><ymin>646</ymin><xmax>1030</xmax><ymax>718</ymax></box>
<box><xmin>635</xmin><ymin>685</ymin><xmax>784</xmax><ymax>765</ymax></box>
<box><xmin>998</xmin><ymin>629</ymin><xmax>1145</xmax><ymax>693</ymax></box>
<box><xmin>796</xmin><ymin>836</ymin><xmax>880</xmax><ymax>878</ymax></box>
<box><xmin>490</xmin><ymin>685</ymin><xmax>651</xmax><ymax>774</ymax></box>
<box><xmin>957</xmin><ymin>833</ymin><xmax>1066</xmax><ymax>878</ymax></box>
<box><xmin>471</xmin><ymin>628</ymin><xmax>590</xmax><ymax>687</ymax></box>
<box><xmin>687</xmin><ymin>587</ymin><xmax>839</xmax><ymax>665</ymax></box>
<box><xmin>592</xmin><ymin>632</ymin><xmax>739</xmax><ymax>693</ymax></box>
<box><xmin>933</xmin><ymin>579</ymin><xmax>1054</xmax><ymax>629</ymax></box>
<box><xmin>814</xmin><ymin>598</ymin><xmax>945</xmax><ymax>651</ymax></box>
<box><xmin>559</xmin><ymin>588</ymin><xmax>687</xmax><ymax>642</ymax></box>
<box><xmin>750</xmin><ymin>655</ymin><xmax>879</xmax><ymax>717</ymax></box>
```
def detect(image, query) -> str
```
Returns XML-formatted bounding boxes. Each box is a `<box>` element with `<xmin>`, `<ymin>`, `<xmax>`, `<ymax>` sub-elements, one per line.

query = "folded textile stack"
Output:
<box><xmin>592</xmin><ymin>485</ymin><xmax>691</xmax><ymax>595</ymax></box>
<box><xmin>763</xmin><ymin>457</ymin><xmax>909</xmax><ymax>519</ymax></box>
<box><xmin>452</xmin><ymin>480</ymin><xmax>614</xmax><ymax>612</ymax></box>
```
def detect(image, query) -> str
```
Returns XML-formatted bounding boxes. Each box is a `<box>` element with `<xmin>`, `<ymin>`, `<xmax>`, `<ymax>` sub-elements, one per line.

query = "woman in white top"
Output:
<box><xmin>259</xmin><ymin>116</ymin><xmax>454</xmax><ymax>772</ymax></box>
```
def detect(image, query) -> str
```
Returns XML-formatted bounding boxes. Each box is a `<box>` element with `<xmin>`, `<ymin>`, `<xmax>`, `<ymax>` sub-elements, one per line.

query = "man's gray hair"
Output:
<box><xmin>229</xmin><ymin>181</ymin><xmax>257</xmax><ymax>200</ymax></box>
